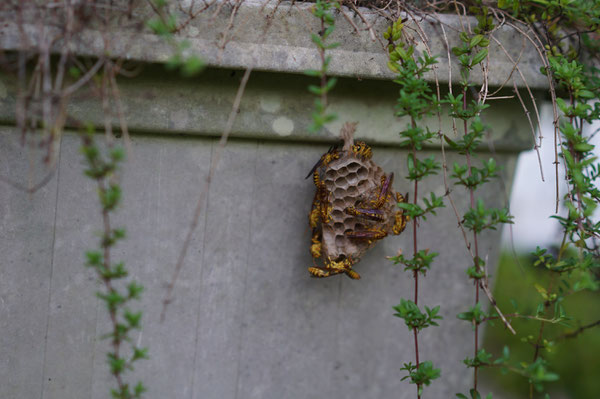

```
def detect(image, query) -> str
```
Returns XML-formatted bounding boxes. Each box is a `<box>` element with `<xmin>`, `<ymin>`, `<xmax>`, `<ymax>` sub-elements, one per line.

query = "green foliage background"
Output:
<box><xmin>484</xmin><ymin>252</ymin><xmax>600</xmax><ymax>398</ymax></box>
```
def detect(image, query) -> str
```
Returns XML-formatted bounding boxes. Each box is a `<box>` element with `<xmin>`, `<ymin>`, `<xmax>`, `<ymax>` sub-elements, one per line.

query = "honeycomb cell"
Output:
<box><xmin>341</xmin><ymin>216</ymin><xmax>352</xmax><ymax>224</ymax></box>
<box><xmin>347</xmin><ymin>162</ymin><xmax>361</xmax><ymax>173</ymax></box>
<box><xmin>345</xmin><ymin>172</ymin><xmax>359</xmax><ymax>186</ymax></box>
<box><xmin>346</xmin><ymin>186</ymin><xmax>358</xmax><ymax>196</ymax></box>
<box><xmin>333</xmin><ymin>187</ymin><xmax>346</xmax><ymax>198</ymax></box>
<box><xmin>357</xmin><ymin>167</ymin><xmax>368</xmax><ymax>180</ymax></box>
<box><xmin>325</xmin><ymin>169</ymin><xmax>337</xmax><ymax>179</ymax></box>
<box><xmin>334</xmin><ymin>176</ymin><xmax>348</xmax><ymax>188</ymax></box>
<box><xmin>338</xmin><ymin>166</ymin><xmax>349</xmax><ymax>175</ymax></box>
<box><xmin>332</xmin><ymin>199</ymin><xmax>345</xmax><ymax>209</ymax></box>
<box><xmin>334</xmin><ymin>222</ymin><xmax>345</xmax><ymax>231</ymax></box>
<box><xmin>331</xmin><ymin>209</ymin><xmax>344</xmax><ymax>219</ymax></box>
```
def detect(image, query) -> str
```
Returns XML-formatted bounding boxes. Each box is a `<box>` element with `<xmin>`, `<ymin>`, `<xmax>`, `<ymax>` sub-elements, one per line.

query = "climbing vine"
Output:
<box><xmin>81</xmin><ymin>127</ymin><xmax>148</xmax><ymax>399</ymax></box>
<box><xmin>306</xmin><ymin>0</ymin><xmax>341</xmax><ymax>132</ymax></box>
<box><xmin>385</xmin><ymin>18</ymin><xmax>445</xmax><ymax>398</ymax></box>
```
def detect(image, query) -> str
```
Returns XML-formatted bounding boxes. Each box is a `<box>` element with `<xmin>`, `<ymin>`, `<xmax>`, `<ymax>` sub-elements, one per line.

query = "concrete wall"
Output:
<box><xmin>0</xmin><ymin>67</ymin><xmax>530</xmax><ymax>399</ymax></box>
<box><xmin>0</xmin><ymin>2</ymin><xmax>543</xmax><ymax>398</ymax></box>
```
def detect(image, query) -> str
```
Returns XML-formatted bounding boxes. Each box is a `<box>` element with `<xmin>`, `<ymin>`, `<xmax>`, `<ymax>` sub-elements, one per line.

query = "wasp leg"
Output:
<box><xmin>345</xmin><ymin>206</ymin><xmax>385</xmax><ymax>222</ymax></box>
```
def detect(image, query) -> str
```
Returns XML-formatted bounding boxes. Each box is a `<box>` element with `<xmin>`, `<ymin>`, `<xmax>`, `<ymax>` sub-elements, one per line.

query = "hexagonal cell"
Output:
<box><xmin>344</xmin><ymin>171</ymin><xmax>358</xmax><ymax>185</ymax></box>
<box><xmin>333</xmin><ymin>198</ymin><xmax>346</xmax><ymax>209</ymax></box>
<box><xmin>335</xmin><ymin>175</ymin><xmax>349</xmax><ymax>187</ymax></box>
<box><xmin>324</xmin><ymin>180</ymin><xmax>336</xmax><ymax>192</ymax></box>
<box><xmin>333</xmin><ymin>187</ymin><xmax>346</xmax><ymax>198</ymax></box>
<box><xmin>357</xmin><ymin>179</ymin><xmax>369</xmax><ymax>191</ymax></box>
<box><xmin>345</xmin><ymin>186</ymin><xmax>358</xmax><ymax>196</ymax></box>
<box><xmin>346</xmin><ymin>161</ymin><xmax>362</xmax><ymax>173</ymax></box>
<box><xmin>331</xmin><ymin>209</ymin><xmax>344</xmax><ymax>219</ymax></box>
<box><xmin>325</xmin><ymin>169</ymin><xmax>337</xmax><ymax>180</ymax></box>
<box><xmin>357</xmin><ymin>167</ymin><xmax>369</xmax><ymax>180</ymax></box>
<box><xmin>337</xmin><ymin>166</ymin><xmax>349</xmax><ymax>175</ymax></box>
<box><xmin>334</xmin><ymin>222</ymin><xmax>345</xmax><ymax>230</ymax></box>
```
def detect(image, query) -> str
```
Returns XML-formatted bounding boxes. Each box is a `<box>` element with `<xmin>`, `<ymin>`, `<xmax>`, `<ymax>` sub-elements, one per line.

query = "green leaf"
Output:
<box><xmin>124</xmin><ymin>310</ymin><xmax>143</xmax><ymax>329</ymax></box>
<box><xmin>470</xmin><ymin>389</ymin><xmax>481</xmax><ymax>399</ymax></box>
<box><xmin>304</xmin><ymin>69</ymin><xmax>322</xmax><ymax>77</ymax></box>
<box><xmin>471</xmin><ymin>48</ymin><xmax>488</xmax><ymax>66</ymax></box>
<box><xmin>181</xmin><ymin>55</ymin><xmax>205</xmax><ymax>77</ymax></box>
<box><xmin>308</xmin><ymin>85</ymin><xmax>323</xmax><ymax>95</ymax></box>
<box><xmin>470</xmin><ymin>34</ymin><xmax>484</xmax><ymax>48</ymax></box>
<box><xmin>134</xmin><ymin>381</ymin><xmax>147</xmax><ymax>397</ymax></box>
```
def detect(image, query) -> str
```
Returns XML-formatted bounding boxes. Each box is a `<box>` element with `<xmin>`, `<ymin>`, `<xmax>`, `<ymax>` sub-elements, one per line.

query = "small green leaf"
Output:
<box><xmin>471</xmin><ymin>49</ymin><xmax>488</xmax><ymax>65</ymax></box>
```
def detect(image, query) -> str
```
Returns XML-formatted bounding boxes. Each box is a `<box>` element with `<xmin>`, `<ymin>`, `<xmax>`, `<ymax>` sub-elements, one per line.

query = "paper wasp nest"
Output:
<box><xmin>321</xmin><ymin>155</ymin><xmax>394</xmax><ymax>259</ymax></box>
<box><xmin>308</xmin><ymin>123</ymin><xmax>407</xmax><ymax>279</ymax></box>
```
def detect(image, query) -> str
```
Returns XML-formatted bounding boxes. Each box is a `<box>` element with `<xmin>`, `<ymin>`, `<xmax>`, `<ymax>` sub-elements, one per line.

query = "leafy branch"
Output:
<box><xmin>305</xmin><ymin>0</ymin><xmax>340</xmax><ymax>132</ymax></box>
<box><xmin>385</xmin><ymin>18</ymin><xmax>444</xmax><ymax>398</ymax></box>
<box><xmin>81</xmin><ymin>128</ymin><xmax>148</xmax><ymax>399</ymax></box>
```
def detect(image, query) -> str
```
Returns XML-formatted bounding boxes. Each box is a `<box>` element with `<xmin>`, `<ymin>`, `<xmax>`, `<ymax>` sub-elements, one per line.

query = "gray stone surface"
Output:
<box><xmin>42</xmin><ymin>133</ymin><xmax>100</xmax><ymax>399</ymax></box>
<box><xmin>1</xmin><ymin>125</ymin><xmax>516</xmax><ymax>399</ymax></box>
<box><xmin>0</xmin><ymin>129</ymin><xmax>58</xmax><ymax>399</ymax></box>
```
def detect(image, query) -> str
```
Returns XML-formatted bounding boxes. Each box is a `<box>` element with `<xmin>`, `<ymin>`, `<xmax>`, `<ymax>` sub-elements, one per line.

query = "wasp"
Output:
<box><xmin>308</xmin><ymin>256</ymin><xmax>360</xmax><ymax>279</ymax></box>
<box><xmin>305</xmin><ymin>144</ymin><xmax>340</xmax><ymax>180</ymax></box>
<box><xmin>346</xmin><ymin>228</ymin><xmax>388</xmax><ymax>241</ymax></box>
<box><xmin>371</xmin><ymin>172</ymin><xmax>394</xmax><ymax>209</ymax></box>
<box><xmin>351</xmin><ymin>141</ymin><xmax>372</xmax><ymax>160</ymax></box>
<box><xmin>392</xmin><ymin>192</ymin><xmax>410</xmax><ymax>235</ymax></box>
<box><xmin>310</xmin><ymin>229</ymin><xmax>323</xmax><ymax>259</ymax></box>
<box><xmin>343</xmin><ymin>173</ymin><xmax>409</xmax><ymax>241</ymax></box>
<box><xmin>344</xmin><ymin>206</ymin><xmax>385</xmax><ymax>222</ymax></box>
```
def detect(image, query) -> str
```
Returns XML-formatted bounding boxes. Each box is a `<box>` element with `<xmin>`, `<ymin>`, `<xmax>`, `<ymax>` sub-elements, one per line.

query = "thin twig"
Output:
<box><xmin>513</xmin><ymin>80</ymin><xmax>544</xmax><ymax>181</ymax></box>
<box><xmin>160</xmin><ymin>67</ymin><xmax>253</xmax><ymax>322</ymax></box>
<box><xmin>556</xmin><ymin>319</ymin><xmax>600</xmax><ymax>341</ymax></box>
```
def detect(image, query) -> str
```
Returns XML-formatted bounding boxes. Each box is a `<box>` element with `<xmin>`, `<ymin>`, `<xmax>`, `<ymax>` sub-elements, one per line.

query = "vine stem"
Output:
<box><xmin>462</xmin><ymin>87</ymin><xmax>481</xmax><ymax>393</ymax></box>
<box><xmin>411</xmin><ymin>122</ymin><xmax>421</xmax><ymax>399</ymax></box>
<box><xmin>319</xmin><ymin>10</ymin><xmax>327</xmax><ymax>109</ymax></box>
<box><xmin>95</xmin><ymin>161</ymin><xmax>126</xmax><ymax>393</ymax></box>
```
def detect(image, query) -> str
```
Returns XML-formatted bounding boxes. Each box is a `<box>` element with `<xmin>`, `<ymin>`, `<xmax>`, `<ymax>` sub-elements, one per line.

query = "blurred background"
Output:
<box><xmin>484</xmin><ymin>103</ymin><xmax>600</xmax><ymax>398</ymax></box>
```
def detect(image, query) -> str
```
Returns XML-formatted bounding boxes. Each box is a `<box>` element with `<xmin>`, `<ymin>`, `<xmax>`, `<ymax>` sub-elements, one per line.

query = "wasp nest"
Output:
<box><xmin>307</xmin><ymin>123</ymin><xmax>408</xmax><ymax>279</ymax></box>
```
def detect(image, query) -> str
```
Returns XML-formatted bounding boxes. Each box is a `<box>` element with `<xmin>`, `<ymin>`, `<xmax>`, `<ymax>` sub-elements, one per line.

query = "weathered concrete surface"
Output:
<box><xmin>0</xmin><ymin>129</ymin><xmax>58</xmax><ymax>399</ymax></box>
<box><xmin>0</xmin><ymin>67</ymin><xmax>535</xmax><ymax>152</ymax></box>
<box><xmin>0</xmin><ymin>0</ymin><xmax>548</xmax><ymax>89</ymax></box>
<box><xmin>0</xmin><ymin>126</ymin><xmax>516</xmax><ymax>399</ymax></box>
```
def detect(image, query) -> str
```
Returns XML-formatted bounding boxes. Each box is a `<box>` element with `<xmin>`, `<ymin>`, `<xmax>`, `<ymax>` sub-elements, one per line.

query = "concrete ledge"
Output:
<box><xmin>0</xmin><ymin>67</ymin><xmax>535</xmax><ymax>152</ymax></box>
<box><xmin>0</xmin><ymin>0</ymin><xmax>548</xmax><ymax>88</ymax></box>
